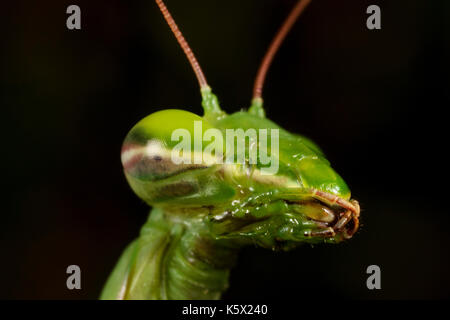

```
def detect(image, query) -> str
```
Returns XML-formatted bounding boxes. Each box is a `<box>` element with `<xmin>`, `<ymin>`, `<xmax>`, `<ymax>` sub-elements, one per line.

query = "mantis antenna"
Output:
<box><xmin>249</xmin><ymin>0</ymin><xmax>312</xmax><ymax>117</ymax></box>
<box><xmin>155</xmin><ymin>0</ymin><xmax>222</xmax><ymax>116</ymax></box>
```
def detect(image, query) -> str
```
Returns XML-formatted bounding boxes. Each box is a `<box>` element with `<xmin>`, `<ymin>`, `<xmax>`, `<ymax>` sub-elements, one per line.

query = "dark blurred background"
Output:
<box><xmin>1</xmin><ymin>0</ymin><xmax>449</xmax><ymax>299</ymax></box>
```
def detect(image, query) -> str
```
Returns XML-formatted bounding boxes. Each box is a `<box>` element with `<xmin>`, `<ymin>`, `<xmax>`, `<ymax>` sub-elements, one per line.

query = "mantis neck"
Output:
<box><xmin>102</xmin><ymin>208</ymin><xmax>239</xmax><ymax>300</ymax></box>
<box><xmin>161</xmin><ymin>217</ymin><xmax>239</xmax><ymax>299</ymax></box>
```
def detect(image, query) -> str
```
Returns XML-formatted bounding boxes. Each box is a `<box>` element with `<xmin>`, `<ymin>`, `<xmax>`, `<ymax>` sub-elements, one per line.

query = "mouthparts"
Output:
<box><xmin>307</xmin><ymin>190</ymin><xmax>360</xmax><ymax>240</ymax></box>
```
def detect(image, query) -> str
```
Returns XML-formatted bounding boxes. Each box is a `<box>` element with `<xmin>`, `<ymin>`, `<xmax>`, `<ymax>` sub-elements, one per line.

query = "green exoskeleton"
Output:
<box><xmin>101</xmin><ymin>0</ymin><xmax>360</xmax><ymax>300</ymax></box>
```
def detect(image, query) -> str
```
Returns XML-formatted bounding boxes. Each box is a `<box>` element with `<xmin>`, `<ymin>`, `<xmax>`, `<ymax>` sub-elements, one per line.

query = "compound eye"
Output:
<box><xmin>121</xmin><ymin>109</ymin><xmax>219</xmax><ymax>181</ymax></box>
<box><xmin>121</xmin><ymin>138</ymin><xmax>208</xmax><ymax>181</ymax></box>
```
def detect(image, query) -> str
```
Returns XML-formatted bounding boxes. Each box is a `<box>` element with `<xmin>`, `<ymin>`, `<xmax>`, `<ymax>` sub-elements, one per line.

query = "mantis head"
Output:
<box><xmin>121</xmin><ymin>108</ymin><xmax>360</xmax><ymax>248</ymax></box>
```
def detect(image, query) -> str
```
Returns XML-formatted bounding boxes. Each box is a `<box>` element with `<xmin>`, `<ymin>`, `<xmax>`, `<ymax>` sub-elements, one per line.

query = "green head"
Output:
<box><xmin>121</xmin><ymin>106</ymin><xmax>360</xmax><ymax>247</ymax></box>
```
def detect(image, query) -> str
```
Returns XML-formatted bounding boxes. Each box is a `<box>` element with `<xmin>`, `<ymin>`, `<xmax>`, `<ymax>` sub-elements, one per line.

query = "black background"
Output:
<box><xmin>1</xmin><ymin>0</ymin><xmax>449</xmax><ymax>299</ymax></box>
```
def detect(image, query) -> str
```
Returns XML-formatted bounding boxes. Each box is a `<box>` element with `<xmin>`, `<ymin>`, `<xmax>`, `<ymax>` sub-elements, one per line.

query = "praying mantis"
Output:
<box><xmin>100</xmin><ymin>0</ymin><xmax>360</xmax><ymax>300</ymax></box>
